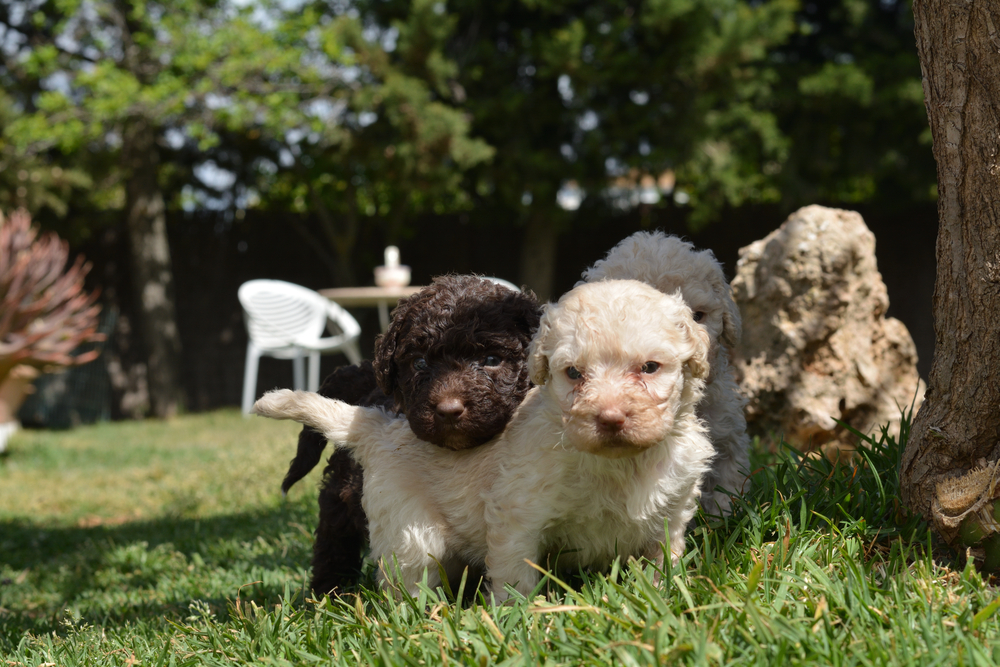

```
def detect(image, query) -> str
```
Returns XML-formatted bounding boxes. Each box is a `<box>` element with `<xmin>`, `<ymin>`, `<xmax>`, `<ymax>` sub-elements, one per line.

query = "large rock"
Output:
<box><xmin>732</xmin><ymin>205</ymin><xmax>925</xmax><ymax>456</ymax></box>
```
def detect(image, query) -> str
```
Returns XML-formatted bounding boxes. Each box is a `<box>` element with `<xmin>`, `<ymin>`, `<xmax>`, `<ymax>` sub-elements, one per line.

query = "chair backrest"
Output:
<box><xmin>324</xmin><ymin>299</ymin><xmax>362</xmax><ymax>341</ymax></box>
<box><xmin>238</xmin><ymin>280</ymin><xmax>339</xmax><ymax>350</ymax></box>
<box><xmin>482</xmin><ymin>276</ymin><xmax>521</xmax><ymax>292</ymax></box>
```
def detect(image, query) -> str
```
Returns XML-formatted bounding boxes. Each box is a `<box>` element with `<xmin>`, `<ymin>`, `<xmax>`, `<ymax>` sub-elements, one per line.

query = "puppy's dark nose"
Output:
<box><xmin>436</xmin><ymin>397</ymin><xmax>466</xmax><ymax>422</ymax></box>
<box><xmin>596</xmin><ymin>407</ymin><xmax>627</xmax><ymax>433</ymax></box>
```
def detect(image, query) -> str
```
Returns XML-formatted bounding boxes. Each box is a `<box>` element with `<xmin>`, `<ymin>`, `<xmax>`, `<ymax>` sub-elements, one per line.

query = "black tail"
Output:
<box><xmin>282</xmin><ymin>425</ymin><xmax>328</xmax><ymax>494</ymax></box>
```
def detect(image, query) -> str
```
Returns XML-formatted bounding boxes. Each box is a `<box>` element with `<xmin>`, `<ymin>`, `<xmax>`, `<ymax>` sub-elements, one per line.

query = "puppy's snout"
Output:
<box><xmin>595</xmin><ymin>406</ymin><xmax>628</xmax><ymax>434</ymax></box>
<box><xmin>435</xmin><ymin>397</ymin><xmax>466</xmax><ymax>422</ymax></box>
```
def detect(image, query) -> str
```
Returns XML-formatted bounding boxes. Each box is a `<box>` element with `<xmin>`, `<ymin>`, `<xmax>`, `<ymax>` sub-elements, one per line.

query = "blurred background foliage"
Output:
<box><xmin>0</xmin><ymin>0</ymin><xmax>933</xmax><ymax>416</ymax></box>
<box><xmin>0</xmin><ymin>0</ymin><xmax>930</xmax><ymax>261</ymax></box>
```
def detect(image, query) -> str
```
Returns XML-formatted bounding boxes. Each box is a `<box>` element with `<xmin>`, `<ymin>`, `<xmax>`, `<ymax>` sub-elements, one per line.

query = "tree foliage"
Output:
<box><xmin>0</xmin><ymin>0</ymin><xmax>492</xmax><ymax>280</ymax></box>
<box><xmin>770</xmin><ymin>0</ymin><xmax>933</xmax><ymax>206</ymax></box>
<box><xmin>1</xmin><ymin>1</ymin><xmax>933</xmax><ymax>262</ymax></box>
<box><xmin>0</xmin><ymin>0</ymin><xmax>938</xmax><ymax>407</ymax></box>
<box><xmin>436</xmin><ymin>0</ymin><xmax>929</xmax><ymax>223</ymax></box>
<box><xmin>0</xmin><ymin>87</ymin><xmax>91</xmax><ymax>222</ymax></box>
<box><xmin>410</xmin><ymin>0</ymin><xmax>800</xmax><ymax>224</ymax></box>
<box><xmin>343</xmin><ymin>0</ymin><xmax>803</xmax><ymax>295</ymax></box>
<box><xmin>213</xmin><ymin>0</ymin><xmax>494</xmax><ymax>284</ymax></box>
<box><xmin>0</xmin><ymin>0</ymin><xmax>495</xmax><ymax>414</ymax></box>
<box><xmin>341</xmin><ymin>0</ymin><xmax>931</xmax><ymax>296</ymax></box>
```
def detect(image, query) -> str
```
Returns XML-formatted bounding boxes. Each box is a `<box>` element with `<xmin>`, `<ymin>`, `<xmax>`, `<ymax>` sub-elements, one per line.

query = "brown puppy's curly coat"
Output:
<box><xmin>281</xmin><ymin>275</ymin><xmax>541</xmax><ymax>595</ymax></box>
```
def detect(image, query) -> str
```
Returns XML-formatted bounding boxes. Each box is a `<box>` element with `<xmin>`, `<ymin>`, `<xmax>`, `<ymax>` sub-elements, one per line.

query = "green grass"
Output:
<box><xmin>2</xmin><ymin>410</ymin><xmax>998</xmax><ymax>665</ymax></box>
<box><xmin>0</xmin><ymin>411</ymin><xmax>318</xmax><ymax>649</ymax></box>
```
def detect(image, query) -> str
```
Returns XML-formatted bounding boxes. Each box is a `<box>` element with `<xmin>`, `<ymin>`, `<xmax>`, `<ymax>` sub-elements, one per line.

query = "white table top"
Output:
<box><xmin>320</xmin><ymin>285</ymin><xmax>425</xmax><ymax>332</ymax></box>
<box><xmin>318</xmin><ymin>286</ymin><xmax>424</xmax><ymax>307</ymax></box>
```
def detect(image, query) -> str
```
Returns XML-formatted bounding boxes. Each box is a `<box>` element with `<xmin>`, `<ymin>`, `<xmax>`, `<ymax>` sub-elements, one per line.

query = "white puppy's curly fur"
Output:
<box><xmin>582</xmin><ymin>231</ymin><xmax>749</xmax><ymax>514</ymax></box>
<box><xmin>253</xmin><ymin>280</ymin><xmax>715</xmax><ymax>600</ymax></box>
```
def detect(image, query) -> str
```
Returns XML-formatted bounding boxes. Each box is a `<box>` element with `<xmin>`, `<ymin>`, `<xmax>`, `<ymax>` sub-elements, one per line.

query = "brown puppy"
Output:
<box><xmin>281</xmin><ymin>275</ymin><xmax>540</xmax><ymax>595</ymax></box>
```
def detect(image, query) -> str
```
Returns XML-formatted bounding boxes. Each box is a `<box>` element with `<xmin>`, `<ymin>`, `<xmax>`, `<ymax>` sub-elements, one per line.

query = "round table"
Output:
<box><xmin>319</xmin><ymin>286</ymin><xmax>424</xmax><ymax>332</ymax></box>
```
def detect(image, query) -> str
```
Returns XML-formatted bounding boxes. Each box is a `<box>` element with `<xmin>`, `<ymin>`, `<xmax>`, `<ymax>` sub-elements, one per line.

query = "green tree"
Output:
<box><xmin>351</xmin><ymin>0</ymin><xmax>932</xmax><ymax>298</ymax></box>
<box><xmin>212</xmin><ymin>1</ymin><xmax>493</xmax><ymax>285</ymax></box>
<box><xmin>0</xmin><ymin>87</ymin><xmax>91</xmax><ymax>219</ymax></box>
<box><xmin>1</xmin><ymin>0</ymin><xmax>491</xmax><ymax>415</ymax></box>
<box><xmin>770</xmin><ymin>0</ymin><xmax>934</xmax><ymax>207</ymax></box>
<box><xmin>1</xmin><ymin>0</ymin><xmax>269</xmax><ymax>416</ymax></box>
<box><xmin>353</xmin><ymin>0</ymin><xmax>797</xmax><ymax>297</ymax></box>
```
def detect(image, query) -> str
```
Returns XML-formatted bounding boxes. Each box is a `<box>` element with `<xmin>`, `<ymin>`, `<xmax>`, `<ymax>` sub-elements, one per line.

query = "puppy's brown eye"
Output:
<box><xmin>566</xmin><ymin>366</ymin><xmax>582</xmax><ymax>380</ymax></box>
<box><xmin>693</xmin><ymin>311</ymin><xmax>705</xmax><ymax>323</ymax></box>
<box><xmin>413</xmin><ymin>358</ymin><xmax>428</xmax><ymax>371</ymax></box>
<box><xmin>641</xmin><ymin>361</ymin><xmax>660</xmax><ymax>374</ymax></box>
<box><xmin>484</xmin><ymin>355</ymin><xmax>502</xmax><ymax>367</ymax></box>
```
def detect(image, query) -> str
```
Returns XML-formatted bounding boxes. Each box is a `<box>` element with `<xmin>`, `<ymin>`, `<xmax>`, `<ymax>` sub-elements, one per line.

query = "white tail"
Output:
<box><xmin>252</xmin><ymin>389</ymin><xmax>386</xmax><ymax>454</ymax></box>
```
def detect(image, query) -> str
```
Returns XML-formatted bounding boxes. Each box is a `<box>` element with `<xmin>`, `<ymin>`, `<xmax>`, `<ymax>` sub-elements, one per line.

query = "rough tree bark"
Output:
<box><xmin>122</xmin><ymin>117</ymin><xmax>183</xmax><ymax>418</ymax></box>
<box><xmin>899</xmin><ymin>0</ymin><xmax>1000</xmax><ymax>521</ymax></box>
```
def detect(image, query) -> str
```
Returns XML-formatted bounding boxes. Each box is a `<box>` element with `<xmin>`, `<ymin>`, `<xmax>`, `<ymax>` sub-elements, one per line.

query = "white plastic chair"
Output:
<box><xmin>238</xmin><ymin>279</ymin><xmax>363</xmax><ymax>414</ymax></box>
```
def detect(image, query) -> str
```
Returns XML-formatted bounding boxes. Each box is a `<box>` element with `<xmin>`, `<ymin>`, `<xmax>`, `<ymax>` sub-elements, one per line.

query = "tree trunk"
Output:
<box><xmin>305</xmin><ymin>174</ymin><xmax>358</xmax><ymax>287</ymax></box>
<box><xmin>519</xmin><ymin>214</ymin><xmax>559</xmax><ymax>301</ymax></box>
<box><xmin>122</xmin><ymin>117</ymin><xmax>184</xmax><ymax>418</ymax></box>
<box><xmin>899</xmin><ymin>0</ymin><xmax>1000</xmax><ymax>521</ymax></box>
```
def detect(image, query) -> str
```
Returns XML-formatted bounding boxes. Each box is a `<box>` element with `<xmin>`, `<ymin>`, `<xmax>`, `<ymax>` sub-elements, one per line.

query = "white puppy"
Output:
<box><xmin>254</xmin><ymin>280</ymin><xmax>714</xmax><ymax>600</ymax></box>
<box><xmin>582</xmin><ymin>231</ymin><xmax>749</xmax><ymax>514</ymax></box>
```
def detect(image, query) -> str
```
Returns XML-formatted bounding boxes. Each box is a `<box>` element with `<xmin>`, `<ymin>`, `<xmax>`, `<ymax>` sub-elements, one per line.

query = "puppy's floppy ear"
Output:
<box><xmin>372</xmin><ymin>330</ymin><xmax>399</xmax><ymax>396</ymax></box>
<box><xmin>714</xmin><ymin>272</ymin><xmax>742</xmax><ymax>350</ymax></box>
<box><xmin>499</xmin><ymin>286</ymin><xmax>542</xmax><ymax>348</ymax></box>
<box><xmin>373</xmin><ymin>294</ymin><xmax>413</xmax><ymax>398</ymax></box>
<box><xmin>682</xmin><ymin>315</ymin><xmax>712</xmax><ymax>380</ymax></box>
<box><xmin>527</xmin><ymin>305</ymin><xmax>553</xmax><ymax>385</ymax></box>
<box><xmin>720</xmin><ymin>292</ymin><xmax>742</xmax><ymax>350</ymax></box>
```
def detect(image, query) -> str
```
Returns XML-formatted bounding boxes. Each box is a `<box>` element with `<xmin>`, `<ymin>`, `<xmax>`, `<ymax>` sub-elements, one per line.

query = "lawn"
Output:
<box><xmin>1</xmin><ymin>409</ymin><xmax>998</xmax><ymax>665</ymax></box>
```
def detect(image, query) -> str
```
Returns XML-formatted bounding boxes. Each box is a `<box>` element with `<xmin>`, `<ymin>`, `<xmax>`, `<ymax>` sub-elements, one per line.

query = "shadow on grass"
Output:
<box><xmin>0</xmin><ymin>502</ymin><xmax>317</xmax><ymax>643</ymax></box>
<box><xmin>1</xmin><ymin>504</ymin><xmax>312</xmax><ymax>566</ymax></box>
